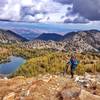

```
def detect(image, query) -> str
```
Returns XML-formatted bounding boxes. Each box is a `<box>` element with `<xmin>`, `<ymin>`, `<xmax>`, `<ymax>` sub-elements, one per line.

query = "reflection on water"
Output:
<box><xmin>0</xmin><ymin>56</ymin><xmax>25</xmax><ymax>75</ymax></box>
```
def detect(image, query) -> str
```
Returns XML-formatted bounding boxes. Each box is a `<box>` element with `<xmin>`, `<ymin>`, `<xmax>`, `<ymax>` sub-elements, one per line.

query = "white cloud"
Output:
<box><xmin>0</xmin><ymin>0</ymin><xmax>21</xmax><ymax>21</ymax></box>
<box><xmin>21</xmin><ymin>0</ymin><xmax>33</xmax><ymax>6</ymax></box>
<box><xmin>23</xmin><ymin>15</ymin><xmax>36</xmax><ymax>22</ymax></box>
<box><xmin>35</xmin><ymin>14</ymin><xmax>44</xmax><ymax>19</ymax></box>
<box><xmin>0</xmin><ymin>0</ymin><xmax>77</xmax><ymax>23</ymax></box>
<box><xmin>40</xmin><ymin>13</ymin><xmax>65</xmax><ymax>22</ymax></box>
<box><xmin>20</xmin><ymin>0</ymin><xmax>72</xmax><ymax>22</ymax></box>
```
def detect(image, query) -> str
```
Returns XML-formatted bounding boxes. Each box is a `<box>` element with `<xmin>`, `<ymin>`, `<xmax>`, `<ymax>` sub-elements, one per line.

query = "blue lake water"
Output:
<box><xmin>0</xmin><ymin>56</ymin><xmax>25</xmax><ymax>75</ymax></box>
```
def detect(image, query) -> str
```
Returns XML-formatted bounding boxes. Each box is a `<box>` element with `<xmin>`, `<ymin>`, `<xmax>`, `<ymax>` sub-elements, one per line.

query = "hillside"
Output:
<box><xmin>0</xmin><ymin>73</ymin><xmax>100</xmax><ymax>100</ymax></box>
<box><xmin>36</xmin><ymin>33</ymin><xmax>63</xmax><ymax>41</ymax></box>
<box><xmin>31</xmin><ymin>30</ymin><xmax>100</xmax><ymax>52</ymax></box>
<box><xmin>63</xmin><ymin>30</ymin><xmax>100</xmax><ymax>52</ymax></box>
<box><xmin>0</xmin><ymin>29</ymin><xmax>28</xmax><ymax>43</ymax></box>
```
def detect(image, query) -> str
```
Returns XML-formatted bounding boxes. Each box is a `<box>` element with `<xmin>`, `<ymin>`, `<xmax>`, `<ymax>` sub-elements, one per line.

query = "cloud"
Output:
<box><xmin>54</xmin><ymin>0</ymin><xmax>73</xmax><ymax>4</ymax></box>
<box><xmin>64</xmin><ymin>17</ymin><xmax>89</xmax><ymax>23</ymax></box>
<box><xmin>72</xmin><ymin>0</ymin><xmax>100</xmax><ymax>21</ymax></box>
<box><xmin>0</xmin><ymin>0</ymin><xmax>21</xmax><ymax>21</ymax></box>
<box><xmin>0</xmin><ymin>0</ymin><xmax>74</xmax><ymax>23</ymax></box>
<box><xmin>21</xmin><ymin>0</ymin><xmax>33</xmax><ymax>6</ymax></box>
<box><xmin>56</xmin><ymin>0</ymin><xmax>100</xmax><ymax>22</ymax></box>
<box><xmin>0</xmin><ymin>0</ymin><xmax>8</xmax><ymax>6</ymax></box>
<box><xmin>22</xmin><ymin>15</ymin><xmax>36</xmax><ymax>22</ymax></box>
<box><xmin>0</xmin><ymin>0</ymin><xmax>100</xmax><ymax>23</ymax></box>
<box><xmin>73</xmin><ymin>17</ymin><xmax>89</xmax><ymax>23</ymax></box>
<box><xmin>20</xmin><ymin>0</ymin><xmax>71</xmax><ymax>22</ymax></box>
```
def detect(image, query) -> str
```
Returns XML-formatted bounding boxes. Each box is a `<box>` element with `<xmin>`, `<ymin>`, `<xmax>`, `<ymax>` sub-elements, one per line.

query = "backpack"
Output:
<box><xmin>70</xmin><ymin>58</ymin><xmax>79</xmax><ymax>67</ymax></box>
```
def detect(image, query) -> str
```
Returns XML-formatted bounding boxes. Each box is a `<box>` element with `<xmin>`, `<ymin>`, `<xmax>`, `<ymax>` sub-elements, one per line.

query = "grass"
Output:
<box><xmin>0</xmin><ymin>43</ymin><xmax>99</xmax><ymax>77</ymax></box>
<box><xmin>11</xmin><ymin>51</ymin><xmax>100</xmax><ymax>77</ymax></box>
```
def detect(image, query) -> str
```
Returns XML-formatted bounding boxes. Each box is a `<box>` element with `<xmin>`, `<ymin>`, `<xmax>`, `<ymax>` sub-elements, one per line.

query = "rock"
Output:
<box><xmin>79</xmin><ymin>90</ymin><xmax>100</xmax><ymax>100</ymax></box>
<box><xmin>4</xmin><ymin>77</ymin><xmax>8</xmax><ymax>80</ymax></box>
<box><xmin>61</xmin><ymin>87</ymin><xmax>80</xmax><ymax>100</ymax></box>
<box><xmin>22</xmin><ymin>96</ymin><xmax>34</xmax><ymax>100</ymax></box>
<box><xmin>0</xmin><ymin>74</ymin><xmax>100</xmax><ymax>100</ymax></box>
<box><xmin>75</xmin><ymin>74</ymin><xmax>97</xmax><ymax>89</ymax></box>
<box><xmin>3</xmin><ymin>92</ymin><xmax>15</xmax><ymax>100</ymax></box>
<box><xmin>0</xmin><ymin>74</ymin><xmax>5</xmax><ymax>79</ymax></box>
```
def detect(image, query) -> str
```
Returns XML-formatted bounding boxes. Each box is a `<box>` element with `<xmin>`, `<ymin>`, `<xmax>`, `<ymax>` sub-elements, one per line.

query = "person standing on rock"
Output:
<box><xmin>67</xmin><ymin>55</ymin><xmax>79</xmax><ymax>78</ymax></box>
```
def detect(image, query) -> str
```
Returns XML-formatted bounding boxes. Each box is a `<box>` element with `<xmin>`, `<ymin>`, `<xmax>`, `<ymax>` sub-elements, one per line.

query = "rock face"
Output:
<box><xmin>0</xmin><ymin>74</ymin><xmax>100</xmax><ymax>100</ymax></box>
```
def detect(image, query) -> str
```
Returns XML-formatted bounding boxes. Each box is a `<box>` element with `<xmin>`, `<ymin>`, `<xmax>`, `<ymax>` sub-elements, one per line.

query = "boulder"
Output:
<box><xmin>79</xmin><ymin>90</ymin><xmax>100</xmax><ymax>100</ymax></box>
<box><xmin>61</xmin><ymin>87</ymin><xmax>80</xmax><ymax>100</ymax></box>
<box><xmin>3</xmin><ymin>92</ymin><xmax>15</xmax><ymax>100</ymax></box>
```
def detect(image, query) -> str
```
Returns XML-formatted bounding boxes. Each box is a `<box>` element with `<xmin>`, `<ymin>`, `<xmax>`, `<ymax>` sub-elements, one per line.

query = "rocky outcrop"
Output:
<box><xmin>61</xmin><ymin>86</ymin><xmax>80</xmax><ymax>100</ymax></box>
<box><xmin>0</xmin><ymin>74</ymin><xmax>100</xmax><ymax>100</ymax></box>
<box><xmin>79</xmin><ymin>90</ymin><xmax>100</xmax><ymax>100</ymax></box>
<box><xmin>3</xmin><ymin>92</ymin><xmax>15</xmax><ymax>100</ymax></box>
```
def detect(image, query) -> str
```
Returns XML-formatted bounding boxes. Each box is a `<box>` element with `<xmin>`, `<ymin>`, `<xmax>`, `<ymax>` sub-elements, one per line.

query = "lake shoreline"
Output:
<box><xmin>0</xmin><ymin>58</ymin><xmax>11</xmax><ymax>64</ymax></box>
<box><xmin>0</xmin><ymin>56</ymin><xmax>26</xmax><ymax>75</ymax></box>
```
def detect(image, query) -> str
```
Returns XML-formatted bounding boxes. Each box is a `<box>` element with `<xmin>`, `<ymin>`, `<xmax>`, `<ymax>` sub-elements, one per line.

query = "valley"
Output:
<box><xmin>0</xmin><ymin>28</ymin><xmax>100</xmax><ymax>77</ymax></box>
<box><xmin>0</xmin><ymin>0</ymin><xmax>100</xmax><ymax>99</ymax></box>
<box><xmin>0</xmin><ymin>28</ymin><xmax>100</xmax><ymax>100</ymax></box>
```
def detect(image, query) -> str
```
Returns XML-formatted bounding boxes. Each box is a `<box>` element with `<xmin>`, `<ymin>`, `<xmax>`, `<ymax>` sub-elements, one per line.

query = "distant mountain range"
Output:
<box><xmin>36</xmin><ymin>33</ymin><xmax>63</xmax><ymax>41</ymax></box>
<box><xmin>13</xmin><ymin>29</ymin><xmax>40</xmax><ymax>40</ymax></box>
<box><xmin>33</xmin><ymin>29</ymin><xmax>100</xmax><ymax>52</ymax></box>
<box><xmin>0</xmin><ymin>28</ymin><xmax>100</xmax><ymax>52</ymax></box>
<box><xmin>0</xmin><ymin>29</ymin><xmax>28</xmax><ymax>43</ymax></box>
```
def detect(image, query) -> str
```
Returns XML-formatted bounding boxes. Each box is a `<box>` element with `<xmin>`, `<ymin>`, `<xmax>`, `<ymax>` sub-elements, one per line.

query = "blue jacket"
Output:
<box><xmin>68</xmin><ymin>58</ymin><xmax>79</xmax><ymax>69</ymax></box>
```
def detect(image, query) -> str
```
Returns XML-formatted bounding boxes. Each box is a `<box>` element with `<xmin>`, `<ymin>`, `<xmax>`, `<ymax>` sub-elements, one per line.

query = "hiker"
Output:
<box><xmin>67</xmin><ymin>55</ymin><xmax>79</xmax><ymax>78</ymax></box>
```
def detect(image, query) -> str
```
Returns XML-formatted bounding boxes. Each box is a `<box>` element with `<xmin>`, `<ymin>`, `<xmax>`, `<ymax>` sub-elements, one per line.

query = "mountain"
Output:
<box><xmin>63</xmin><ymin>29</ymin><xmax>100</xmax><ymax>52</ymax></box>
<box><xmin>13</xmin><ymin>29</ymin><xmax>40</xmax><ymax>40</ymax></box>
<box><xmin>1</xmin><ymin>28</ymin><xmax>99</xmax><ymax>52</ymax></box>
<box><xmin>30</xmin><ymin>30</ymin><xmax>100</xmax><ymax>52</ymax></box>
<box><xmin>35</xmin><ymin>33</ymin><xmax>63</xmax><ymax>41</ymax></box>
<box><xmin>21</xmin><ymin>33</ymin><xmax>39</xmax><ymax>40</ymax></box>
<box><xmin>0</xmin><ymin>29</ymin><xmax>28</xmax><ymax>43</ymax></box>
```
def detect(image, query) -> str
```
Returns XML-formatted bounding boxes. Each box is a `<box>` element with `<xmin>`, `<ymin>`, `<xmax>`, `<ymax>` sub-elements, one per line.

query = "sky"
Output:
<box><xmin>0</xmin><ymin>0</ymin><xmax>100</xmax><ymax>32</ymax></box>
<box><xmin>0</xmin><ymin>21</ymin><xmax>100</xmax><ymax>35</ymax></box>
<box><xmin>0</xmin><ymin>0</ymin><xmax>100</xmax><ymax>23</ymax></box>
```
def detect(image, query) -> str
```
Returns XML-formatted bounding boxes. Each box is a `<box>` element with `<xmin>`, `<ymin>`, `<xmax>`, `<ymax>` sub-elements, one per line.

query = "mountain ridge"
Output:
<box><xmin>35</xmin><ymin>33</ymin><xmax>63</xmax><ymax>41</ymax></box>
<box><xmin>0</xmin><ymin>28</ymin><xmax>100</xmax><ymax>52</ymax></box>
<box><xmin>32</xmin><ymin>29</ymin><xmax>100</xmax><ymax>52</ymax></box>
<box><xmin>0</xmin><ymin>29</ymin><xmax>28</xmax><ymax>43</ymax></box>
<box><xmin>63</xmin><ymin>29</ymin><xmax>100</xmax><ymax>51</ymax></box>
